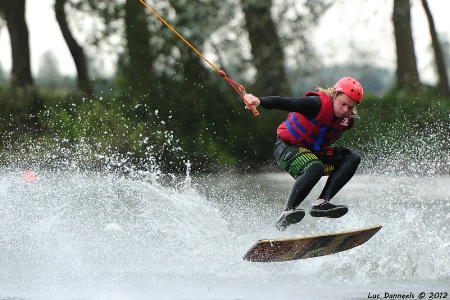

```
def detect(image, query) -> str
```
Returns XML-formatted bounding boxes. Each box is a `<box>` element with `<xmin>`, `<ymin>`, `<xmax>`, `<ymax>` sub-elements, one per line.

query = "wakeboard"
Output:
<box><xmin>243</xmin><ymin>225</ymin><xmax>382</xmax><ymax>262</ymax></box>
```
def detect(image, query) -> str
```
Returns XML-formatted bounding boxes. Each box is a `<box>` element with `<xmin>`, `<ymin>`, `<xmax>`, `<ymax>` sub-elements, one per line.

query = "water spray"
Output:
<box><xmin>184</xmin><ymin>160</ymin><xmax>192</xmax><ymax>191</ymax></box>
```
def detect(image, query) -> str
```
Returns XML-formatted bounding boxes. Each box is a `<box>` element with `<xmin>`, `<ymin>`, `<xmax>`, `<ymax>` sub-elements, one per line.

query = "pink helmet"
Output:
<box><xmin>334</xmin><ymin>77</ymin><xmax>363</xmax><ymax>103</ymax></box>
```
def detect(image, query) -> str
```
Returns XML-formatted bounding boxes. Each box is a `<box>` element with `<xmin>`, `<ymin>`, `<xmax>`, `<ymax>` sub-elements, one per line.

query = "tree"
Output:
<box><xmin>392</xmin><ymin>0</ymin><xmax>422</xmax><ymax>94</ymax></box>
<box><xmin>421</xmin><ymin>0</ymin><xmax>450</xmax><ymax>96</ymax></box>
<box><xmin>36</xmin><ymin>51</ymin><xmax>62</xmax><ymax>88</ymax></box>
<box><xmin>273</xmin><ymin>0</ymin><xmax>330</xmax><ymax>93</ymax></box>
<box><xmin>441</xmin><ymin>35</ymin><xmax>450</xmax><ymax>79</ymax></box>
<box><xmin>0</xmin><ymin>61</ymin><xmax>7</xmax><ymax>86</ymax></box>
<box><xmin>240</xmin><ymin>0</ymin><xmax>290</xmax><ymax>95</ymax></box>
<box><xmin>55</xmin><ymin>0</ymin><xmax>93</xmax><ymax>95</ymax></box>
<box><xmin>0</xmin><ymin>0</ymin><xmax>34</xmax><ymax>88</ymax></box>
<box><xmin>162</xmin><ymin>0</ymin><xmax>238</xmax><ymax>135</ymax></box>
<box><xmin>122</xmin><ymin>0</ymin><xmax>155</xmax><ymax>104</ymax></box>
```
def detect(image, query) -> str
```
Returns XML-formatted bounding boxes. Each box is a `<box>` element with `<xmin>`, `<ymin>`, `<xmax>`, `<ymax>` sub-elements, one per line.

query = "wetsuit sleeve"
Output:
<box><xmin>259</xmin><ymin>95</ymin><xmax>321</xmax><ymax>119</ymax></box>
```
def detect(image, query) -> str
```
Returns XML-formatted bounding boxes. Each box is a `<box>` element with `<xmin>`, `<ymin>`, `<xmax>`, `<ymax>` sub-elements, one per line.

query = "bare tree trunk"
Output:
<box><xmin>124</xmin><ymin>0</ymin><xmax>154</xmax><ymax>103</ymax></box>
<box><xmin>392</xmin><ymin>0</ymin><xmax>422</xmax><ymax>94</ymax></box>
<box><xmin>240</xmin><ymin>0</ymin><xmax>290</xmax><ymax>96</ymax></box>
<box><xmin>421</xmin><ymin>0</ymin><xmax>450</xmax><ymax>96</ymax></box>
<box><xmin>54</xmin><ymin>0</ymin><xmax>93</xmax><ymax>95</ymax></box>
<box><xmin>0</xmin><ymin>0</ymin><xmax>34</xmax><ymax>88</ymax></box>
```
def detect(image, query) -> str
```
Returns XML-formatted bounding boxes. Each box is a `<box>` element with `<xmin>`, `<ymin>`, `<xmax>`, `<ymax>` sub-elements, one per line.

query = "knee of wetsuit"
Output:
<box><xmin>349</xmin><ymin>150</ymin><xmax>361</xmax><ymax>166</ymax></box>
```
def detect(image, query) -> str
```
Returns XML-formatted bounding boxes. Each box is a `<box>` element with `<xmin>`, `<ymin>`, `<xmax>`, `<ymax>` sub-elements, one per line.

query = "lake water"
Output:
<box><xmin>0</xmin><ymin>168</ymin><xmax>449</xmax><ymax>300</ymax></box>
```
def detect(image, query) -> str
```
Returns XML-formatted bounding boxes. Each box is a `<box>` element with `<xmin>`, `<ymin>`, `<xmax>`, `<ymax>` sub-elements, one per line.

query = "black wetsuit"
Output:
<box><xmin>260</xmin><ymin>95</ymin><xmax>361</xmax><ymax>210</ymax></box>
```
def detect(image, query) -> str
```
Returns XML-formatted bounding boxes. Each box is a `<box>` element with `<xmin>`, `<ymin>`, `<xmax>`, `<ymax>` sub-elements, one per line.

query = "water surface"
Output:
<box><xmin>0</xmin><ymin>170</ymin><xmax>449</xmax><ymax>299</ymax></box>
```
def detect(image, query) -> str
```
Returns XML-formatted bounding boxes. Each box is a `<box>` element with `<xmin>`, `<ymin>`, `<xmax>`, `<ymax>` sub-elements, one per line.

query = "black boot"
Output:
<box><xmin>309</xmin><ymin>201</ymin><xmax>348</xmax><ymax>218</ymax></box>
<box><xmin>275</xmin><ymin>209</ymin><xmax>306</xmax><ymax>231</ymax></box>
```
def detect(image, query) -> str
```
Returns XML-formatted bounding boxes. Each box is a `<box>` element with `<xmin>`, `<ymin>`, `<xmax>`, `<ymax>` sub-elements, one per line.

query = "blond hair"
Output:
<box><xmin>315</xmin><ymin>86</ymin><xmax>358</xmax><ymax>115</ymax></box>
<box><xmin>315</xmin><ymin>86</ymin><xmax>336</xmax><ymax>98</ymax></box>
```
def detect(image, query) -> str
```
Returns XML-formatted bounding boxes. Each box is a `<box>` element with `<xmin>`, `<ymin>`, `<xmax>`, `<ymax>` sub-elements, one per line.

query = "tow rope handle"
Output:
<box><xmin>139</xmin><ymin>0</ymin><xmax>260</xmax><ymax>118</ymax></box>
<box><xmin>218</xmin><ymin>70</ymin><xmax>260</xmax><ymax>117</ymax></box>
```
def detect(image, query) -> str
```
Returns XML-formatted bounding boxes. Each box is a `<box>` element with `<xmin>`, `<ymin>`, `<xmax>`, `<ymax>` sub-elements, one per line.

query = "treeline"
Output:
<box><xmin>1</xmin><ymin>85</ymin><xmax>448</xmax><ymax>175</ymax></box>
<box><xmin>0</xmin><ymin>0</ymin><xmax>449</xmax><ymax>174</ymax></box>
<box><xmin>0</xmin><ymin>79</ymin><xmax>288</xmax><ymax>173</ymax></box>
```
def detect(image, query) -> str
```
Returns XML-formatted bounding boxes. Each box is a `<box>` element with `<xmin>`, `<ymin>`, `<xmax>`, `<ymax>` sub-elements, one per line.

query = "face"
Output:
<box><xmin>333</xmin><ymin>93</ymin><xmax>358</xmax><ymax>118</ymax></box>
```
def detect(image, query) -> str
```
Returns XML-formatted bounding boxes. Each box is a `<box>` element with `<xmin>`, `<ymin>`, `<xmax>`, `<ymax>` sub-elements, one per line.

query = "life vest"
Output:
<box><xmin>276</xmin><ymin>91</ymin><xmax>351</xmax><ymax>150</ymax></box>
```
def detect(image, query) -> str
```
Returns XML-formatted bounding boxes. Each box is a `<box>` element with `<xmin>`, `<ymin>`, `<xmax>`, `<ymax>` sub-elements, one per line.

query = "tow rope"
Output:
<box><xmin>138</xmin><ymin>0</ymin><xmax>260</xmax><ymax>117</ymax></box>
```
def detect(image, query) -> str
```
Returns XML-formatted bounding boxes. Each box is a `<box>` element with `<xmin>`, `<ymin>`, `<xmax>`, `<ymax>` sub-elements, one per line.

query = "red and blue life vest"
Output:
<box><xmin>277</xmin><ymin>91</ymin><xmax>351</xmax><ymax>150</ymax></box>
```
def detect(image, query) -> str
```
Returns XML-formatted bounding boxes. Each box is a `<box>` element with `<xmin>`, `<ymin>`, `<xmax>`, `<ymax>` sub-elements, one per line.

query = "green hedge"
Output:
<box><xmin>0</xmin><ymin>87</ymin><xmax>449</xmax><ymax>175</ymax></box>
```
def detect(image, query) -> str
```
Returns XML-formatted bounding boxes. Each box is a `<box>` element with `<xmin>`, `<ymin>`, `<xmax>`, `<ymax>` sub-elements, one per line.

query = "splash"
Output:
<box><xmin>355</xmin><ymin>111</ymin><xmax>450</xmax><ymax>176</ymax></box>
<box><xmin>0</xmin><ymin>115</ymin><xmax>449</xmax><ymax>299</ymax></box>
<box><xmin>0</xmin><ymin>166</ymin><xmax>245</xmax><ymax>299</ymax></box>
<box><xmin>184</xmin><ymin>159</ymin><xmax>192</xmax><ymax>191</ymax></box>
<box><xmin>21</xmin><ymin>169</ymin><xmax>37</xmax><ymax>183</ymax></box>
